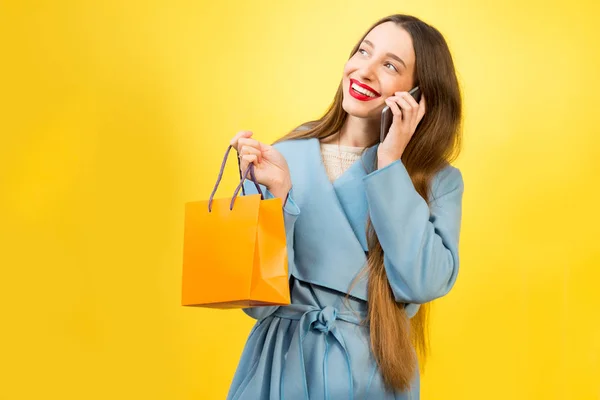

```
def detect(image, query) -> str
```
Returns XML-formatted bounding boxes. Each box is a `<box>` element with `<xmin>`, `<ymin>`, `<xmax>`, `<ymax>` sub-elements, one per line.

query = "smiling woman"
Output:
<box><xmin>227</xmin><ymin>14</ymin><xmax>463</xmax><ymax>400</ymax></box>
<box><xmin>343</xmin><ymin>25</ymin><xmax>417</xmax><ymax>117</ymax></box>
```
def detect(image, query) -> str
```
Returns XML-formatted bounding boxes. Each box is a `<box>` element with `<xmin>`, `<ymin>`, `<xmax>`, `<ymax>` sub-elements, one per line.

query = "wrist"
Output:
<box><xmin>377</xmin><ymin>147</ymin><xmax>403</xmax><ymax>169</ymax></box>
<box><xmin>267</xmin><ymin>177</ymin><xmax>292</xmax><ymax>202</ymax></box>
<box><xmin>377</xmin><ymin>155</ymin><xmax>401</xmax><ymax>169</ymax></box>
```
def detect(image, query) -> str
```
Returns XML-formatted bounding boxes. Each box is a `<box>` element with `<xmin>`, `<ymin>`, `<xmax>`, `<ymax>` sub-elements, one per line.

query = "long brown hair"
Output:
<box><xmin>274</xmin><ymin>14</ymin><xmax>462</xmax><ymax>391</ymax></box>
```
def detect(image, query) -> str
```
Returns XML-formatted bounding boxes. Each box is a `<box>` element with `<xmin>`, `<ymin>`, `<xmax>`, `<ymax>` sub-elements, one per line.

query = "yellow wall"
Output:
<box><xmin>1</xmin><ymin>1</ymin><xmax>598</xmax><ymax>399</ymax></box>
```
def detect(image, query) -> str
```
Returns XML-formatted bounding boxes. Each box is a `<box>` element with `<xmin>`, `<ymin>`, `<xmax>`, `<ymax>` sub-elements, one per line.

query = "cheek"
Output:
<box><xmin>343</xmin><ymin>59</ymin><xmax>357</xmax><ymax>76</ymax></box>
<box><xmin>381</xmin><ymin>77</ymin><xmax>408</xmax><ymax>97</ymax></box>
<box><xmin>342</xmin><ymin>65</ymin><xmax>351</xmax><ymax>78</ymax></box>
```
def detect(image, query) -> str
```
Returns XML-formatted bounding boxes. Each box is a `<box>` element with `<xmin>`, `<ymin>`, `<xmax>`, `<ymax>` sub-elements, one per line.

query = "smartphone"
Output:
<box><xmin>380</xmin><ymin>86</ymin><xmax>421</xmax><ymax>142</ymax></box>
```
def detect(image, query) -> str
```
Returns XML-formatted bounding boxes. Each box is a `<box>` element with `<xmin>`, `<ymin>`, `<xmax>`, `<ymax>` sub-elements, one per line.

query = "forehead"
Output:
<box><xmin>363</xmin><ymin>21</ymin><xmax>415</xmax><ymax>65</ymax></box>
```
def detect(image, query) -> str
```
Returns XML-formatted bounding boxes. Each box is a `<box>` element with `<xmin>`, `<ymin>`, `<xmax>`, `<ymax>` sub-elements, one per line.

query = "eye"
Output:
<box><xmin>357</xmin><ymin>48</ymin><xmax>368</xmax><ymax>56</ymax></box>
<box><xmin>385</xmin><ymin>63</ymin><xmax>398</xmax><ymax>72</ymax></box>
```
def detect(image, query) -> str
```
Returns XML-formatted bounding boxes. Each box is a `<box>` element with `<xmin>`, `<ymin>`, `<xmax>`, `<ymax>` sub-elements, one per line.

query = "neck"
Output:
<box><xmin>338</xmin><ymin>114</ymin><xmax>379</xmax><ymax>147</ymax></box>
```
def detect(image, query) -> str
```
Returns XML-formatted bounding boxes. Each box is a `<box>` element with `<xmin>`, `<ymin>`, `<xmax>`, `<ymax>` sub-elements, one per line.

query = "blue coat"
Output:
<box><xmin>227</xmin><ymin>137</ymin><xmax>464</xmax><ymax>400</ymax></box>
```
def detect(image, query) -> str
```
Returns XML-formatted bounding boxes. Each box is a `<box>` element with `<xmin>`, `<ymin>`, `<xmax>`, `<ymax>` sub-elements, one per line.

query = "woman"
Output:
<box><xmin>227</xmin><ymin>13</ymin><xmax>464</xmax><ymax>400</ymax></box>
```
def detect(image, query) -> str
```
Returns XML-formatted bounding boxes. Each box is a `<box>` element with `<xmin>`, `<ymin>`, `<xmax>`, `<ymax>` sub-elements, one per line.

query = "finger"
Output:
<box><xmin>237</xmin><ymin>137</ymin><xmax>263</xmax><ymax>153</ymax></box>
<box><xmin>240</xmin><ymin>158</ymin><xmax>248</xmax><ymax>173</ymax></box>
<box><xmin>230</xmin><ymin>130</ymin><xmax>253</xmax><ymax>151</ymax></box>
<box><xmin>385</xmin><ymin>97</ymin><xmax>403</xmax><ymax>117</ymax></box>
<box><xmin>242</xmin><ymin>154</ymin><xmax>258</xmax><ymax>167</ymax></box>
<box><xmin>240</xmin><ymin>145</ymin><xmax>262</xmax><ymax>163</ymax></box>
<box><xmin>396</xmin><ymin>91</ymin><xmax>420</xmax><ymax>109</ymax></box>
<box><xmin>239</xmin><ymin>155</ymin><xmax>258</xmax><ymax>174</ymax></box>
<box><xmin>392</xmin><ymin>96</ymin><xmax>413</xmax><ymax>121</ymax></box>
<box><xmin>238</xmin><ymin>138</ymin><xmax>262</xmax><ymax>162</ymax></box>
<box><xmin>417</xmin><ymin>94</ymin><xmax>426</xmax><ymax>122</ymax></box>
<box><xmin>397</xmin><ymin>92</ymin><xmax>420</xmax><ymax>126</ymax></box>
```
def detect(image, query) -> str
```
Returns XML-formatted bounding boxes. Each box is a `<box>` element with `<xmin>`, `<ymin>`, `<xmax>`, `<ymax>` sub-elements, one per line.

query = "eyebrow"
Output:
<box><xmin>362</xmin><ymin>40</ymin><xmax>407</xmax><ymax>69</ymax></box>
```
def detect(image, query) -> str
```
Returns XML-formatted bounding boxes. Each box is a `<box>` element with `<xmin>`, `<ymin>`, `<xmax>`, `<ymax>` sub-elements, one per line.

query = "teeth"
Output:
<box><xmin>351</xmin><ymin>82</ymin><xmax>377</xmax><ymax>97</ymax></box>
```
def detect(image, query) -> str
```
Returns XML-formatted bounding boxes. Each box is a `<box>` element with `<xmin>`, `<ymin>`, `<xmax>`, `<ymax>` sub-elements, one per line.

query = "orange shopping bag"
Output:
<box><xmin>181</xmin><ymin>145</ymin><xmax>291</xmax><ymax>308</ymax></box>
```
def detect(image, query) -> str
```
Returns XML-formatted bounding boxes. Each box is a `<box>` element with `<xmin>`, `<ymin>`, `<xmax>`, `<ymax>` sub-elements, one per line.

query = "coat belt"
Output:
<box><xmin>273</xmin><ymin>304</ymin><xmax>368</xmax><ymax>400</ymax></box>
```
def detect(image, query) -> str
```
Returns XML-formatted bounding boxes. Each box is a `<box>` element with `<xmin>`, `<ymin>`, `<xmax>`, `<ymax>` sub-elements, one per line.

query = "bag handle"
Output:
<box><xmin>208</xmin><ymin>145</ymin><xmax>264</xmax><ymax>212</ymax></box>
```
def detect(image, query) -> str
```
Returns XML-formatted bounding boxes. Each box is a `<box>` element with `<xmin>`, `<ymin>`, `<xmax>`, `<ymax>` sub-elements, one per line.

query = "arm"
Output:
<box><xmin>363</xmin><ymin>160</ymin><xmax>464</xmax><ymax>304</ymax></box>
<box><xmin>239</xmin><ymin>178</ymin><xmax>301</xmax><ymax>320</ymax></box>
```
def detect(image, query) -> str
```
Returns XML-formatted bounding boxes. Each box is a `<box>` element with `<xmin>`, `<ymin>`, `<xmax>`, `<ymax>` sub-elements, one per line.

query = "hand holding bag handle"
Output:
<box><xmin>208</xmin><ymin>145</ymin><xmax>264</xmax><ymax>212</ymax></box>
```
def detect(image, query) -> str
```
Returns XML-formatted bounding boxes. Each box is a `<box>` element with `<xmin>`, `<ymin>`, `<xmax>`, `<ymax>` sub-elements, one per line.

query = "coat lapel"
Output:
<box><xmin>307</xmin><ymin>138</ymin><xmax>366</xmax><ymax>253</ymax></box>
<box><xmin>279</xmin><ymin>138</ymin><xmax>380</xmax><ymax>300</ymax></box>
<box><xmin>330</xmin><ymin>143</ymin><xmax>378</xmax><ymax>252</ymax></box>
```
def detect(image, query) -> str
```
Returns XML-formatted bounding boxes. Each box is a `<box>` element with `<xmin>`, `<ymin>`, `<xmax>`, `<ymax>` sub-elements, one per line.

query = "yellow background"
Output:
<box><xmin>1</xmin><ymin>1</ymin><xmax>598</xmax><ymax>399</ymax></box>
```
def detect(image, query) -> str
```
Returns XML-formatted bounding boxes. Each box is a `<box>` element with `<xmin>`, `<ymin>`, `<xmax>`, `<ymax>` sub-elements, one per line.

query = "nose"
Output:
<box><xmin>356</xmin><ymin>60</ymin><xmax>377</xmax><ymax>82</ymax></box>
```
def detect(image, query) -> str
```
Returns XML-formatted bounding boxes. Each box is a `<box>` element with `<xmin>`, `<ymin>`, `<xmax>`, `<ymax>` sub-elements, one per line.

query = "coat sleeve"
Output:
<box><xmin>239</xmin><ymin>178</ymin><xmax>301</xmax><ymax>320</ymax></box>
<box><xmin>363</xmin><ymin>159</ymin><xmax>464</xmax><ymax>304</ymax></box>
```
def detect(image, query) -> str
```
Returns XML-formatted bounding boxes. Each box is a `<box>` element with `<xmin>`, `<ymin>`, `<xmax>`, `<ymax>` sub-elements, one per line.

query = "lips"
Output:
<box><xmin>349</xmin><ymin>78</ymin><xmax>381</xmax><ymax>101</ymax></box>
<box><xmin>350</xmin><ymin>79</ymin><xmax>380</xmax><ymax>96</ymax></box>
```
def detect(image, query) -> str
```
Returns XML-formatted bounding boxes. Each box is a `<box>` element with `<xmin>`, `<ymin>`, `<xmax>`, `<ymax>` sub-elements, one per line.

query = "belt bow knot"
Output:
<box><xmin>313</xmin><ymin>306</ymin><xmax>337</xmax><ymax>333</ymax></box>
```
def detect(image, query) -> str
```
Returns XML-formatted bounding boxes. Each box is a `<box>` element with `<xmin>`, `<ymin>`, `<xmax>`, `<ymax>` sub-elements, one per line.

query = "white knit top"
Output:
<box><xmin>320</xmin><ymin>142</ymin><xmax>364</xmax><ymax>182</ymax></box>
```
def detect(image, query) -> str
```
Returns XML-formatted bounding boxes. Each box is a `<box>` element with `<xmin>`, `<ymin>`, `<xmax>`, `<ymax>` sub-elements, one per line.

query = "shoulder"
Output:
<box><xmin>272</xmin><ymin>138</ymin><xmax>314</xmax><ymax>159</ymax></box>
<box><xmin>431</xmin><ymin>163</ymin><xmax>464</xmax><ymax>199</ymax></box>
<box><xmin>272</xmin><ymin>138</ymin><xmax>316</xmax><ymax>185</ymax></box>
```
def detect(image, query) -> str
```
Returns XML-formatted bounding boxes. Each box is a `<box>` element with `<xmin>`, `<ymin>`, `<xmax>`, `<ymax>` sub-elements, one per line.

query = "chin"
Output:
<box><xmin>342</xmin><ymin>97</ymin><xmax>379</xmax><ymax>119</ymax></box>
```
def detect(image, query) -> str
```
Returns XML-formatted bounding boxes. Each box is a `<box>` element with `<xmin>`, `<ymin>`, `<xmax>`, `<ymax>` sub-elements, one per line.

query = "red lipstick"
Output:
<box><xmin>349</xmin><ymin>79</ymin><xmax>380</xmax><ymax>101</ymax></box>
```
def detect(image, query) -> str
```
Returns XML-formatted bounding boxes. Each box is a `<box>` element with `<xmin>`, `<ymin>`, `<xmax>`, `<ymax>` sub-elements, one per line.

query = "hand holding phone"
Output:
<box><xmin>380</xmin><ymin>86</ymin><xmax>421</xmax><ymax>142</ymax></box>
